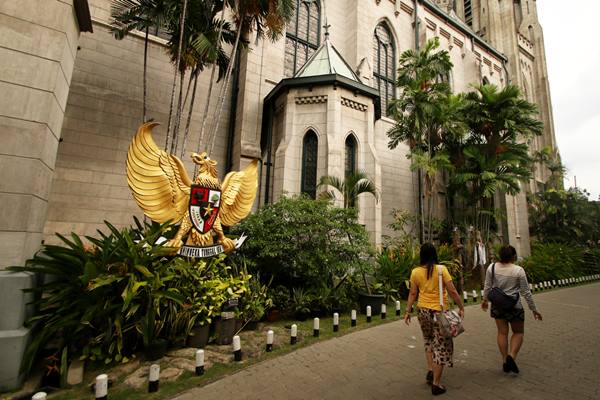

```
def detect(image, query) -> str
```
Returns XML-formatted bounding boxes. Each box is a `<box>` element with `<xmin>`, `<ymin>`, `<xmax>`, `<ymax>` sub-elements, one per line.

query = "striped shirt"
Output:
<box><xmin>483</xmin><ymin>263</ymin><xmax>537</xmax><ymax>312</ymax></box>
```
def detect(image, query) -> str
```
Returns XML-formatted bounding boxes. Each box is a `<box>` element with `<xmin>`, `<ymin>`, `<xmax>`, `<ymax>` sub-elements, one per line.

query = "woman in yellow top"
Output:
<box><xmin>405</xmin><ymin>243</ymin><xmax>465</xmax><ymax>396</ymax></box>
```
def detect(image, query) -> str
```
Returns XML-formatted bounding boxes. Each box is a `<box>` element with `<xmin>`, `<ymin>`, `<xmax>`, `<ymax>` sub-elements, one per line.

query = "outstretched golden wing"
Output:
<box><xmin>219</xmin><ymin>160</ymin><xmax>259</xmax><ymax>226</ymax></box>
<box><xmin>126</xmin><ymin>122</ymin><xmax>192</xmax><ymax>224</ymax></box>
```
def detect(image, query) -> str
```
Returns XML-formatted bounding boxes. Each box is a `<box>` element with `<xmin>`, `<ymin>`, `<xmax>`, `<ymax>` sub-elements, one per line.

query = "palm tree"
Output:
<box><xmin>451</xmin><ymin>84</ymin><xmax>543</xmax><ymax>242</ymax></box>
<box><xmin>318</xmin><ymin>171</ymin><xmax>378</xmax><ymax>294</ymax></box>
<box><xmin>111</xmin><ymin>0</ymin><xmax>171</xmax><ymax>123</ymax></box>
<box><xmin>318</xmin><ymin>171</ymin><xmax>378</xmax><ymax>209</ymax></box>
<box><xmin>111</xmin><ymin>0</ymin><xmax>294</xmax><ymax>157</ymax></box>
<box><xmin>203</xmin><ymin>0</ymin><xmax>295</xmax><ymax>155</ymax></box>
<box><xmin>387</xmin><ymin>38</ymin><xmax>459</xmax><ymax>243</ymax></box>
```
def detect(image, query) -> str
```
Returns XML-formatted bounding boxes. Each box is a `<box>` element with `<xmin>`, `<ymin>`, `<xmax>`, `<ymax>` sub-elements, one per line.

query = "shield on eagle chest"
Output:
<box><xmin>189</xmin><ymin>185</ymin><xmax>221</xmax><ymax>234</ymax></box>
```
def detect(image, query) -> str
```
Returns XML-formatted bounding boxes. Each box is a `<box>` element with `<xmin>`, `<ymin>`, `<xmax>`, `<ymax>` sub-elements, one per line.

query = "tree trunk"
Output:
<box><xmin>208</xmin><ymin>2</ymin><xmax>243</xmax><ymax>155</ymax></box>
<box><xmin>171</xmin><ymin>69</ymin><xmax>186</xmax><ymax>154</ymax></box>
<box><xmin>197</xmin><ymin>2</ymin><xmax>227</xmax><ymax>154</ymax></box>
<box><xmin>417</xmin><ymin>168</ymin><xmax>425</xmax><ymax>244</ymax></box>
<box><xmin>181</xmin><ymin>73</ymin><xmax>199</xmax><ymax>158</ymax></box>
<box><xmin>165</xmin><ymin>0</ymin><xmax>188</xmax><ymax>150</ymax></box>
<box><xmin>143</xmin><ymin>26</ymin><xmax>149</xmax><ymax>123</ymax></box>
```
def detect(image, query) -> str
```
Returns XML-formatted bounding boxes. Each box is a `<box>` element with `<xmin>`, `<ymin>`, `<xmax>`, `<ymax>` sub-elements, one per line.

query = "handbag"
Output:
<box><xmin>487</xmin><ymin>263</ymin><xmax>519</xmax><ymax>311</ymax></box>
<box><xmin>435</xmin><ymin>265</ymin><xmax>465</xmax><ymax>338</ymax></box>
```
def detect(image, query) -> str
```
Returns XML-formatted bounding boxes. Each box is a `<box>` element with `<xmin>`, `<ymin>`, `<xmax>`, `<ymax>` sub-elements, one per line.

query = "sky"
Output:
<box><xmin>537</xmin><ymin>1</ymin><xmax>600</xmax><ymax>200</ymax></box>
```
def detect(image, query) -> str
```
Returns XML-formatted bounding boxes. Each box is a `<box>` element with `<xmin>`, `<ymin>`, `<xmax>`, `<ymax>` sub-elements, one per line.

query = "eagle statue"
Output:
<box><xmin>126</xmin><ymin>122</ymin><xmax>258</xmax><ymax>254</ymax></box>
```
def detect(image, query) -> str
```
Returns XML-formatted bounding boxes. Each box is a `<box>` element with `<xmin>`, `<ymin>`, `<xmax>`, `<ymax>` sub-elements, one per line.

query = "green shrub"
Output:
<box><xmin>522</xmin><ymin>243</ymin><xmax>586</xmax><ymax>282</ymax></box>
<box><xmin>232</xmin><ymin>195</ymin><xmax>374</xmax><ymax>297</ymax></box>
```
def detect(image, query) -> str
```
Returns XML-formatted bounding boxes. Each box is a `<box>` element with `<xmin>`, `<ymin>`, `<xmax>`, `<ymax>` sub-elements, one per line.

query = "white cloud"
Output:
<box><xmin>538</xmin><ymin>0</ymin><xmax>600</xmax><ymax>200</ymax></box>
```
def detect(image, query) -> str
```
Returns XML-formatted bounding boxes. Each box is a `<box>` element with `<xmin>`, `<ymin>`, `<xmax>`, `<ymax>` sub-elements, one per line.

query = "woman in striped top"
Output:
<box><xmin>482</xmin><ymin>245</ymin><xmax>543</xmax><ymax>374</ymax></box>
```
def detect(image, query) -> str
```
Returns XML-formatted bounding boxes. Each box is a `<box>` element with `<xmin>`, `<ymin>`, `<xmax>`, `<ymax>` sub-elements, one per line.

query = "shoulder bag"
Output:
<box><xmin>487</xmin><ymin>263</ymin><xmax>519</xmax><ymax>311</ymax></box>
<box><xmin>435</xmin><ymin>265</ymin><xmax>465</xmax><ymax>338</ymax></box>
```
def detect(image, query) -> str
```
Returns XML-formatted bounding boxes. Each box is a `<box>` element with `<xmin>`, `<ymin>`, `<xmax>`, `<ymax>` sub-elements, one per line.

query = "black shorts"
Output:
<box><xmin>491</xmin><ymin>306</ymin><xmax>525</xmax><ymax>322</ymax></box>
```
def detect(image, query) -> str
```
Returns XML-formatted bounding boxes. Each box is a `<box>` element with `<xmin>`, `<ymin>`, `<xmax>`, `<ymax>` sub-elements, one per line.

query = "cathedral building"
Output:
<box><xmin>0</xmin><ymin>0</ymin><xmax>558</xmax><ymax>389</ymax></box>
<box><xmin>0</xmin><ymin>0</ymin><xmax>557</xmax><ymax>267</ymax></box>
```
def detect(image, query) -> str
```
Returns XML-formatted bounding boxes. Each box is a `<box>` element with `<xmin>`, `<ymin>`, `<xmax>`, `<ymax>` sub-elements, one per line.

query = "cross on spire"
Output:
<box><xmin>323</xmin><ymin>20</ymin><xmax>331</xmax><ymax>38</ymax></box>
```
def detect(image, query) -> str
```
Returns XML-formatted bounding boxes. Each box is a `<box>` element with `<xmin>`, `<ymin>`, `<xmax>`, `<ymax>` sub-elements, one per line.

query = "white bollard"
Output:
<box><xmin>195</xmin><ymin>349</ymin><xmax>205</xmax><ymax>376</ymax></box>
<box><xmin>366</xmin><ymin>306</ymin><xmax>372</xmax><ymax>323</ymax></box>
<box><xmin>233</xmin><ymin>335</ymin><xmax>242</xmax><ymax>361</ymax></box>
<box><xmin>381</xmin><ymin>304</ymin><xmax>387</xmax><ymax>319</ymax></box>
<box><xmin>313</xmin><ymin>318</ymin><xmax>320</xmax><ymax>337</ymax></box>
<box><xmin>266</xmin><ymin>330</ymin><xmax>274</xmax><ymax>352</ymax></box>
<box><xmin>463</xmin><ymin>291</ymin><xmax>468</xmax><ymax>303</ymax></box>
<box><xmin>395</xmin><ymin>301</ymin><xmax>401</xmax><ymax>316</ymax></box>
<box><xmin>95</xmin><ymin>374</ymin><xmax>108</xmax><ymax>400</ymax></box>
<box><xmin>472</xmin><ymin>290</ymin><xmax>478</xmax><ymax>302</ymax></box>
<box><xmin>480</xmin><ymin>289</ymin><xmax>484</xmax><ymax>299</ymax></box>
<box><xmin>333</xmin><ymin>313</ymin><xmax>339</xmax><ymax>332</ymax></box>
<box><xmin>351</xmin><ymin>309</ymin><xmax>357</xmax><ymax>327</ymax></box>
<box><xmin>290</xmin><ymin>324</ymin><xmax>298</xmax><ymax>345</ymax></box>
<box><xmin>148</xmin><ymin>364</ymin><xmax>160</xmax><ymax>393</ymax></box>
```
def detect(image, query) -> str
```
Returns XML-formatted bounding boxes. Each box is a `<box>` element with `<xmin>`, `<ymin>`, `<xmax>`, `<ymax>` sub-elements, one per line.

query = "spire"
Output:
<box><xmin>321</xmin><ymin>0</ymin><xmax>330</xmax><ymax>40</ymax></box>
<box><xmin>292</xmin><ymin>0</ymin><xmax>361</xmax><ymax>82</ymax></box>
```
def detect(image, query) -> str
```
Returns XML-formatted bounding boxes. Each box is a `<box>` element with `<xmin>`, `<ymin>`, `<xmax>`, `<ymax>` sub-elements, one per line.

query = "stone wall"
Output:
<box><xmin>0</xmin><ymin>0</ymin><xmax>82</xmax><ymax>269</ymax></box>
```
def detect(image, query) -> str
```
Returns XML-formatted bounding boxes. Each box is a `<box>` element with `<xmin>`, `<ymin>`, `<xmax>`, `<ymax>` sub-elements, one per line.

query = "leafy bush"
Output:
<box><xmin>529</xmin><ymin>188</ymin><xmax>600</xmax><ymax>245</ymax></box>
<box><xmin>374</xmin><ymin>248</ymin><xmax>415</xmax><ymax>301</ymax></box>
<box><xmin>232</xmin><ymin>195</ymin><xmax>374</xmax><ymax>295</ymax></box>
<box><xmin>9</xmin><ymin>218</ymin><xmax>251</xmax><ymax>377</ymax></box>
<box><xmin>522</xmin><ymin>243</ymin><xmax>586</xmax><ymax>282</ymax></box>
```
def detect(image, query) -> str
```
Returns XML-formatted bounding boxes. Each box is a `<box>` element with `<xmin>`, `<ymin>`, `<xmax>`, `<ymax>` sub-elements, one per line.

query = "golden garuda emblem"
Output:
<box><xmin>126</xmin><ymin>122</ymin><xmax>258</xmax><ymax>257</ymax></box>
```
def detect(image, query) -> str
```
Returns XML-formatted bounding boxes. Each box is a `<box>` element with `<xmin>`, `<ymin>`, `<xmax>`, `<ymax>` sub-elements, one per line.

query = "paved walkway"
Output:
<box><xmin>173</xmin><ymin>284</ymin><xmax>600</xmax><ymax>400</ymax></box>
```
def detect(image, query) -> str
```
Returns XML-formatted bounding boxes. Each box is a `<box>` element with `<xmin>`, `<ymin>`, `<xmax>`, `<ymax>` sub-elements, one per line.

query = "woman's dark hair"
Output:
<box><xmin>420</xmin><ymin>243</ymin><xmax>438</xmax><ymax>279</ymax></box>
<box><xmin>499</xmin><ymin>245</ymin><xmax>517</xmax><ymax>263</ymax></box>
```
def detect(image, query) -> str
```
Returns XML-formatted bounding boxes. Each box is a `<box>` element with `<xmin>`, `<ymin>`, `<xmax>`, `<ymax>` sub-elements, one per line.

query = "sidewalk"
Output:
<box><xmin>173</xmin><ymin>283</ymin><xmax>600</xmax><ymax>400</ymax></box>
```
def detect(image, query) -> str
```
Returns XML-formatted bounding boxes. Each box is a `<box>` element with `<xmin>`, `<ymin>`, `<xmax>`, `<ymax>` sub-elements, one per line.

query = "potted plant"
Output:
<box><xmin>267</xmin><ymin>285</ymin><xmax>291</xmax><ymax>321</ymax></box>
<box><xmin>290</xmin><ymin>288</ymin><xmax>312</xmax><ymax>321</ymax></box>
<box><xmin>137</xmin><ymin>260</ymin><xmax>184</xmax><ymax>361</ymax></box>
<box><xmin>238</xmin><ymin>274</ymin><xmax>272</xmax><ymax>330</ymax></box>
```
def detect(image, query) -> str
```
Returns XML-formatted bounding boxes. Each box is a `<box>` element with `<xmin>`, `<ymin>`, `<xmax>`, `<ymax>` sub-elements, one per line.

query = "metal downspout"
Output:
<box><xmin>263</xmin><ymin>103</ymin><xmax>274</xmax><ymax>205</ymax></box>
<box><xmin>226</xmin><ymin>41</ymin><xmax>242</xmax><ymax>172</ymax></box>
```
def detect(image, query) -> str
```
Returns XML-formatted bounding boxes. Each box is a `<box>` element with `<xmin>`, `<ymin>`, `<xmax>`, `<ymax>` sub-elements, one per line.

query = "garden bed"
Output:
<box><xmin>9</xmin><ymin>309</ymin><xmax>406</xmax><ymax>400</ymax></box>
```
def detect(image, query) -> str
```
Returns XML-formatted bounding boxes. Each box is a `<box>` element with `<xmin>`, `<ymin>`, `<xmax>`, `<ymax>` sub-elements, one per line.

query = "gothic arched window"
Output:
<box><xmin>285</xmin><ymin>0</ymin><xmax>321</xmax><ymax>77</ymax></box>
<box><xmin>482</xmin><ymin>76</ymin><xmax>490</xmax><ymax>85</ymax></box>
<box><xmin>301</xmin><ymin>130</ymin><xmax>318</xmax><ymax>198</ymax></box>
<box><xmin>373</xmin><ymin>23</ymin><xmax>395</xmax><ymax>116</ymax></box>
<box><xmin>345</xmin><ymin>134</ymin><xmax>357</xmax><ymax>207</ymax></box>
<box><xmin>345</xmin><ymin>134</ymin><xmax>357</xmax><ymax>178</ymax></box>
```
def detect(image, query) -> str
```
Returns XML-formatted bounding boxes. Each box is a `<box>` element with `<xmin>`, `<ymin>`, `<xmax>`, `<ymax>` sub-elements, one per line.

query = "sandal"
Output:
<box><xmin>432</xmin><ymin>384</ymin><xmax>447</xmax><ymax>396</ymax></box>
<box><xmin>426</xmin><ymin>371</ymin><xmax>433</xmax><ymax>385</ymax></box>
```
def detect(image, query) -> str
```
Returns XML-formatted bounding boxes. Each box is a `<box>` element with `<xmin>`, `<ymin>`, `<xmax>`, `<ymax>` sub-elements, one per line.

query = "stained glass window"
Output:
<box><xmin>373</xmin><ymin>23</ymin><xmax>395</xmax><ymax>116</ymax></box>
<box><xmin>301</xmin><ymin>130</ymin><xmax>318</xmax><ymax>198</ymax></box>
<box><xmin>285</xmin><ymin>0</ymin><xmax>321</xmax><ymax>77</ymax></box>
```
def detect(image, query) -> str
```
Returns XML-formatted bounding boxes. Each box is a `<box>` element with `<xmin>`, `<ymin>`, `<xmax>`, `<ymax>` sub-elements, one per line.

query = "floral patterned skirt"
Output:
<box><xmin>417</xmin><ymin>307</ymin><xmax>454</xmax><ymax>367</ymax></box>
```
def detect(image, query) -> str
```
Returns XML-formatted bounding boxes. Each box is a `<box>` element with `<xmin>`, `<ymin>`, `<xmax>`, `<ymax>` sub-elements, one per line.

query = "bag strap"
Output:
<box><xmin>491</xmin><ymin>262</ymin><xmax>496</xmax><ymax>287</ymax></box>
<box><xmin>437</xmin><ymin>265</ymin><xmax>444</xmax><ymax>309</ymax></box>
